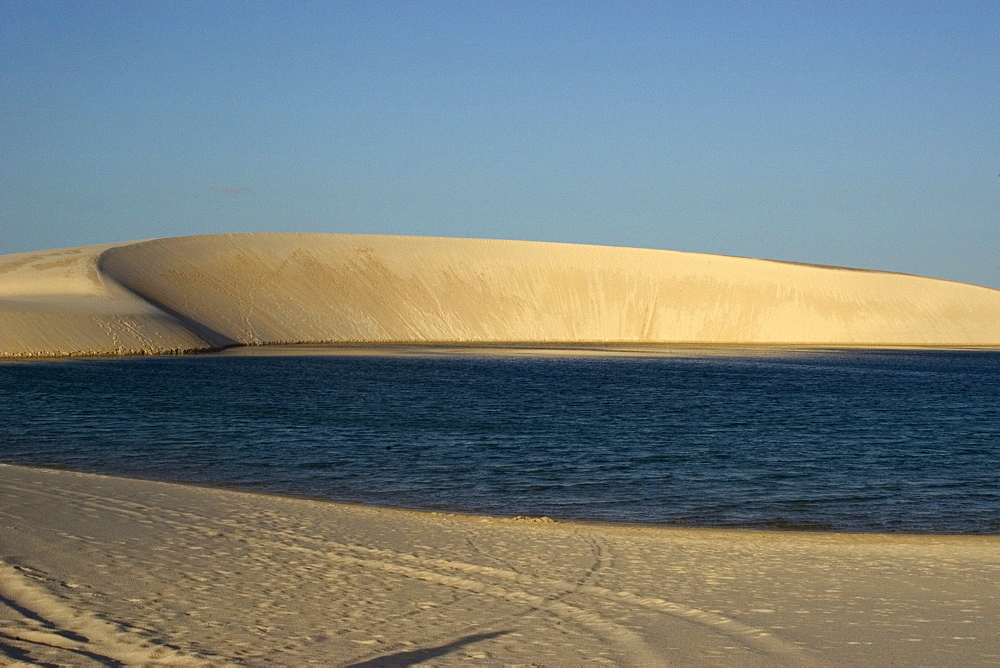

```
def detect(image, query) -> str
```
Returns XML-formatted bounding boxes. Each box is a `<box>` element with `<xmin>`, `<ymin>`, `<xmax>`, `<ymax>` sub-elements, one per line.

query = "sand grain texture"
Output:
<box><xmin>1</xmin><ymin>465</ymin><xmax>998</xmax><ymax>666</ymax></box>
<box><xmin>3</xmin><ymin>233</ymin><xmax>1000</xmax><ymax>357</ymax></box>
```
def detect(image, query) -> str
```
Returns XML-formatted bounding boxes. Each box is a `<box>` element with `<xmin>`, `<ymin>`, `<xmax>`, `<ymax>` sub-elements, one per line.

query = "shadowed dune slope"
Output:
<box><xmin>2</xmin><ymin>233</ymin><xmax>1000</xmax><ymax>357</ymax></box>
<box><xmin>0</xmin><ymin>242</ymin><xmax>216</xmax><ymax>358</ymax></box>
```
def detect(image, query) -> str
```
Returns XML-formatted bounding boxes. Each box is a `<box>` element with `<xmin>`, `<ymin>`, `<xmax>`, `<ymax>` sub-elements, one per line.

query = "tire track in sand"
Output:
<box><xmin>4</xmin><ymin>482</ymin><xmax>660</xmax><ymax>665</ymax></box>
<box><xmin>2</xmin><ymin>474</ymin><xmax>812</xmax><ymax>665</ymax></box>
<box><xmin>0</xmin><ymin>561</ymin><xmax>206</xmax><ymax>666</ymax></box>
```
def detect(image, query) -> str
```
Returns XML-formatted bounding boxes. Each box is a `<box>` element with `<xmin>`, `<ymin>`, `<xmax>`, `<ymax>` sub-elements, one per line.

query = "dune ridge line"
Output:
<box><xmin>2</xmin><ymin>232</ymin><xmax>999</xmax><ymax>358</ymax></box>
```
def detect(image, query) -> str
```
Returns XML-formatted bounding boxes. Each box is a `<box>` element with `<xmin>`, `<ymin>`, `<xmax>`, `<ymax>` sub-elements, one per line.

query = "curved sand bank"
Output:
<box><xmin>1</xmin><ymin>464</ymin><xmax>998</xmax><ymax>666</ymax></box>
<box><xmin>3</xmin><ymin>233</ymin><xmax>1000</xmax><ymax>357</ymax></box>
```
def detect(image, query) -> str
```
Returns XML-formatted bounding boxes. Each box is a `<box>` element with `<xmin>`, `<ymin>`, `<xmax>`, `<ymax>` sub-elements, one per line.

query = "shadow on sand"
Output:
<box><xmin>345</xmin><ymin>630</ymin><xmax>510</xmax><ymax>667</ymax></box>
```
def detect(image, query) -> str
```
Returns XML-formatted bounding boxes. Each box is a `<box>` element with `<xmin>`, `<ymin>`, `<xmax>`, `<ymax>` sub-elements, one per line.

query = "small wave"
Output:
<box><xmin>297</xmin><ymin>461</ymin><xmax>338</xmax><ymax>470</ymax></box>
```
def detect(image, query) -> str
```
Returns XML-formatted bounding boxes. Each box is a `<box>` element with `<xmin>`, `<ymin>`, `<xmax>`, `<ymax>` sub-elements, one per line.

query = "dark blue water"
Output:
<box><xmin>1</xmin><ymin>347</ymin><xmax>998</xmax><ymax>533</ymax></box>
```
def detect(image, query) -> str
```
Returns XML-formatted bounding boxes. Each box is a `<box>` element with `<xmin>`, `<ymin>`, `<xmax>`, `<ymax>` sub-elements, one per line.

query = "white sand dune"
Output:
<box><xmin>1</xmin><ymin>464</ymin><xmax>998</xmax><ymax>665</ymax></box>
<box><xmin>0</xmin><ymin>243</ymin><xmax>215</xmax><ymax>358</ymax></box>
<box><xmin>2</xmin><ymin>233</ymin><xmax>1000</xmax><ymax>357</ymax></box>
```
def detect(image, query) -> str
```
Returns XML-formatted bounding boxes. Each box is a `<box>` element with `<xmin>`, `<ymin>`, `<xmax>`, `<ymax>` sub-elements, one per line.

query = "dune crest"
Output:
<box><xmin>2</xmin><ymin>233</ymin><xmax>999</xmax><ymax>357</ymax></box>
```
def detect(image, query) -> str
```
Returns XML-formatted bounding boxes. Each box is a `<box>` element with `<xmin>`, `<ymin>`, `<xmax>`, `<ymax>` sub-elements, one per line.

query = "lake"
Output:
<box><xmin>1</xmin><ymin>345</ymin><xmax>998</xmax><ymax>533</ymax></box>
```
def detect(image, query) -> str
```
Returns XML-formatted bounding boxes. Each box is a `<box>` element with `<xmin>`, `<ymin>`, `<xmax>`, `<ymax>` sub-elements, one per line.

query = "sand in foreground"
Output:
<box><xmin>1</xmin><ymin>465</ymin><xmax>998</xmax><ymax>666</ymax></box>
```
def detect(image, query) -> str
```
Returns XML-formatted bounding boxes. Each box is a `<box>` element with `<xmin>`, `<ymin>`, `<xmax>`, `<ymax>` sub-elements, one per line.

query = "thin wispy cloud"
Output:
<box><xmin>210</xmin><ymin>185</ymin><xmax>248</xmax><ymax>195</ymax></box>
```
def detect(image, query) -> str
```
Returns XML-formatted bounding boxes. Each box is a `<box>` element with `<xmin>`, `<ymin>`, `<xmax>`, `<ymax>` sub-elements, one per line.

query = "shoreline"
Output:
<box><xmin>5</xmin><ymin>461</ymin><xmax>998</xmax><ymax>539</ymax></box>
<box><xmin>4</xmin><ymin>340</ymin><xmax>1000</xmax><ymax>362</ymax></box>
<box><xmin>7</xmin><ymin>462</ymin><xmax>1000</xmax><ymax>543</ymax></box>
<box><xmin>2</xmin><ymin>463</ymin><xmax>998</xmax><ymax>665</ymax></box>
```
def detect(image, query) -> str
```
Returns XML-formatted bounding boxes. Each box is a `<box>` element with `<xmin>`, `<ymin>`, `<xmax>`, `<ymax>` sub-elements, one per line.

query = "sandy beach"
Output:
<box><xmin>1</xmin><ymin>464</ymin><xmax>998</xmax><ymax>666</ymax></box>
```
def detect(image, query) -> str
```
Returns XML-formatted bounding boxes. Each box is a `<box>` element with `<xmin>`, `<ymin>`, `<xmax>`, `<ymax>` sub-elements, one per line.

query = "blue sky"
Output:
<box><xmin>2</xmin><ymin>1</ymin><xmax>998</xmax><ymax>287</ymax></box>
